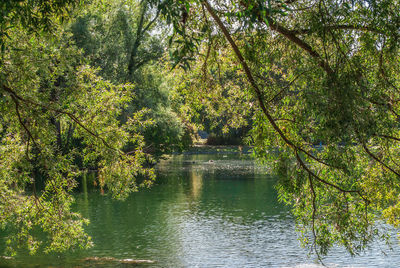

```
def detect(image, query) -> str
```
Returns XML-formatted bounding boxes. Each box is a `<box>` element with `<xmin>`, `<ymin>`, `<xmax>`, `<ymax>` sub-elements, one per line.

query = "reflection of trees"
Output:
<box><xmin>180</xmin><ymin>155</ymin><xmax>289</xmax><ymax>223</ymax></box>
<box><xmin>191</xmin><ymin>172</ymin><xmax>287</xmax><ymax>223</ymax></box>
<box><xmin>190</xmin><ymin>169</ymin><xmax>203</xmax><ymax>200</ymax></box>
<box><xmin>74</xmin><ymin>169</ymin><xmax>189</xmax><ymax>264</ymax></box>
<box><xmin>73</xmin><ymin>155</ymin><xmax>287</xmax><ymax>263</ymax></box>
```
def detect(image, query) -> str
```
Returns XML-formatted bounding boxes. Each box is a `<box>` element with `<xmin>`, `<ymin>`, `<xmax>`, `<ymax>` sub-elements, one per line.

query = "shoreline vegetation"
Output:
<box><xmin>174</xmin><ymin>144</ymin><xmax>253</xmax><ymax>155</ymax></box>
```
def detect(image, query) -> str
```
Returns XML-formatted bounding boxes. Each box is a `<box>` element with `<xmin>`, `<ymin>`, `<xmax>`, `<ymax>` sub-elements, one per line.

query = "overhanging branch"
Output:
<box><xmin>203</xmin><ymin>0</ymin><xmax>345</xmax><ymax>171</ymax></box>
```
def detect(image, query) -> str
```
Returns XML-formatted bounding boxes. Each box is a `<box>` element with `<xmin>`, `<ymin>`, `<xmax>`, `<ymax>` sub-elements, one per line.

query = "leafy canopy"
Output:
<box><xmin>157</xmin><ymin>0</ymin><xmax>400</xmax><ymax>256</ymax></box>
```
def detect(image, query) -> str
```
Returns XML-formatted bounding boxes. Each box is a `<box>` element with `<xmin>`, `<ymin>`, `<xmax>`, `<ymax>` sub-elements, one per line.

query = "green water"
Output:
<box><xmin>1</xmin><ymin>154</ymin><xmax>399</xmax><ymax>267</ymax></box>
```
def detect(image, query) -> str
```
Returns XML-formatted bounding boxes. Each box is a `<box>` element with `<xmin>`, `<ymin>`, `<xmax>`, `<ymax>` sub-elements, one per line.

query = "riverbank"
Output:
<box><xmin>174</xmin><ymin>145</ymin><xmax>253</xmax><ymax>155</ymax></box>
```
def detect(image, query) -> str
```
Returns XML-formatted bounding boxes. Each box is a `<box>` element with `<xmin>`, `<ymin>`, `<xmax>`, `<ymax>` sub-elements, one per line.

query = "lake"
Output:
<box><xmin>1</xmin><ymin>153</ymin><xmax>399</xmax><ymax>267</ymax></box>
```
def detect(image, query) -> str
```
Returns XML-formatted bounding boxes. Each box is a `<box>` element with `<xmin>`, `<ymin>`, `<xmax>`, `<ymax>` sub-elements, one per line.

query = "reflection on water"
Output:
<box><xmin>1</xmin><ymin>154</ymin><xmax>399</xmax><ymax>267</ymax></box>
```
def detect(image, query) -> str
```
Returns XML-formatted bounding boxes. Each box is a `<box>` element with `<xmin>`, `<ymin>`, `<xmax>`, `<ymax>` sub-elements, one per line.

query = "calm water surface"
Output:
<box><xmin>1</xmin><ymin>154</ymin><xmax>399</xmax><ymax>267</ymax></box>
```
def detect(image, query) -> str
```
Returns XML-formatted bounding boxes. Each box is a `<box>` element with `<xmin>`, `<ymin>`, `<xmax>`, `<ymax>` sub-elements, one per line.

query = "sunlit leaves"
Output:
<box><xmin>0</xmin><ymin>23</ymin><xmax>154</xmax><ymax>254</ymax></box>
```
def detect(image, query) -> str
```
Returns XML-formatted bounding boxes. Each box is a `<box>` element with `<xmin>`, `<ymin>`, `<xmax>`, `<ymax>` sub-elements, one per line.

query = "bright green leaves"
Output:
<box><xmin>0</xmin><ymin>0</ymin><xmax>81</xmax><ymax>54</ymax></box>
<box><xmin>0</xmin><ymin>19</ymin><xmax>154</xmax><ymax>254</ymax></box>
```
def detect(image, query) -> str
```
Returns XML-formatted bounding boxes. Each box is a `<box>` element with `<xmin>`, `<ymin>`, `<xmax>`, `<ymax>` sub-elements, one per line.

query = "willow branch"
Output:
<box><xmin>257</xmin><ymin>69</ymin><xmax>308</xmax><ymax>105</ymax></box>
<box><xmin>308</xmin><ymin>172</ymin><xmax>324</xmax><ymax>263</ymax></box>
<box><xmin>236</xmin><ymin>0</ymin><xmax>335</xmax><ymax>76</ymax></box>
<box><xmin>202</xmin><ymin>37</ymin><xmax>212</xmax><ymax>77</ymax></box>
<box><xmin>9</xmin><ymin>93</ymin><xmax>38</xmax><ymax>147</ymax></box>
<box><xmin>203</xmin><ymin>1</ymin><xmax>346</xmax><ymax>171</ymax></box>
<box><xmin>266</xmin><ymin>18</ymin><xmax>333</xmax><ymax>74</ymax></box>
<box><xmin>291</xmin><ymin>25</ymin><xmax>385</xmax><ymax>35</ymax></box>
<box><xmin>203</xmin><ymin>0</ymin><xmax>295</xmax><ymax>148</ymax></box>
<box><xmin>2</xmin><ymin>84</ymin><xmax>121</xmax><ymax>154</ymax></box>
<box><xmin>376</xmin><ymin>134</ymin><xmax>400</xmax><ymax>142</ymax></box>
<box><xmin>7</xmin><ymin>90</ymin><xmax>49</xmax><ymax>213</ymax></box>
<box><xmin>362</xmin><ymin>142</ymin><xmax>400</xmax><ymax>177</ymax></box>
<box><xmin>295</xmin><ymin>150</ymin><xmax>363</xmax><ymax>196</ymax></box>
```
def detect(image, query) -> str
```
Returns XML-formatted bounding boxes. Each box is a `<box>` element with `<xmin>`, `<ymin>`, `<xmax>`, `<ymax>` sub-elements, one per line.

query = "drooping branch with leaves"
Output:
<box><xmin>0</xmin><ymin>2</ymin><xmax>155</xmax><ymax>255</ymax></box>
<box><xmin>159</xmin><ymin>0</ymin><xmax>400</xmax><ymax>256</ymax></box>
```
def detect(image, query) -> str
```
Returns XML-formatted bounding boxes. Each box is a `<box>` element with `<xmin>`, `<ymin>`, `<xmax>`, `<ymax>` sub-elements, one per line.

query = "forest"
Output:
<box><xmin>0</xmin><ymin>0</ymin><xmax>399</xmax><ymax>264</ymax></box>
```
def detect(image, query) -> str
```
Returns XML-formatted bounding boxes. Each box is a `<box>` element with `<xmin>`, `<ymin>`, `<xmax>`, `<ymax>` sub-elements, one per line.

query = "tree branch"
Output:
<box><xmin>237</xmin><ymin>1</ymin><xmax>334</xmax><ymax>75</ymax></box>
<box><xmin>308</xmin><ymin>172</ymin><xmax>324</xmax><ymax>263</ymax></box>
<box><xmin>2</xmin><ymin>84</ymin><xmax>120</xmax><ymax>154</ymax></box>
<box><xmin>142</xmin><ymin>7</ymin><xmax>161</xmax><ymax>34</ymax></box>
<box><xmin>266</xmin><ymin>17</ymin><xmax>333</xmax><ymax>74</ymax></box>
<box><xmin>203</xmin><ymin>0</ymin><xmax>295</xmax><ymax>148</ymax></box>
<box><xmin>376</xmin><ymin>134</ymin><xmax>400</xmax><ymax>142</ymax></box>
<box><xmin>9</xmin><ymin>93</ymin><xmax>38</xmax><ymax>147</ymax></box>
<box><xmin>291</xmin><ymin>25</ymin><xmax>385</xmax><ymax>35</ymax></box>
<box><xmin>203</xmin><ymin>0</ymin><xmax>348</xmax><ymax>171</ymax></box>
<box><xmin>295</xmin><ymin>150</ymin><xmax>362</xmax><ymax>196</ymax></box>
<box><xmin>362</xmin><ymin>142</ymin><xmax>400</xmax><ymax>177</ymax></box>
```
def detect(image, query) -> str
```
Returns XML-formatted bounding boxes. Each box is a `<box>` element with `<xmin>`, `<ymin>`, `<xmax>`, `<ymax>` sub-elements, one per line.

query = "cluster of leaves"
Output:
<box><xmin>0</xmin><ymin>16</ymin><xmax>154</xmax><ymax>255</ymax></box>
<box><xmin>0</xmin><ymin>0</ymin><xmax>80</xmax><ymax>51</ymax></box>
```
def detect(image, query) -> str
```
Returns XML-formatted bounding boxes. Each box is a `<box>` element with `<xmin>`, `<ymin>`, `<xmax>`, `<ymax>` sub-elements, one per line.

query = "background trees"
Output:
<box><xmin>166</xmin><ymin>40</ymin><xmax>255</xmax><ymax>145</ymax></box>
<box><xmin>70</xmin><ymin>0</ymin><xmax>194</xmax><ymax>157</ymax></box>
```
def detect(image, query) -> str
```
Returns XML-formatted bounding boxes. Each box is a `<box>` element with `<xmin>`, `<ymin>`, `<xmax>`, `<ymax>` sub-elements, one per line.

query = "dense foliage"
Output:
<box><xmin>0</xmin><ymin>1</ymin><xmax>154</xmax><ymax>255</ymax></box>
<box><xmin>159</xmin><ymin>0</ymin><xmax>400</xmax><ymax>256</ymax></box>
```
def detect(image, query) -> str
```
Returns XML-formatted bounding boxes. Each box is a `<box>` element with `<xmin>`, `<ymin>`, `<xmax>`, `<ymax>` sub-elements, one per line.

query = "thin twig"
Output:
<box><xmin>362</xmin><ymin>142</ymin><xmax>400</xmax><ymax>177</ymax></box>
<box><xmin>9</xmin><ymin>94</ymin><xmax>38</xmax><ymax>147</ymax></box>
<box><xmin>308</xmin><ymin>172</ymin><xmax>324</xmax><ymax>264</ymax></box>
